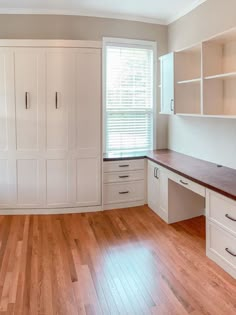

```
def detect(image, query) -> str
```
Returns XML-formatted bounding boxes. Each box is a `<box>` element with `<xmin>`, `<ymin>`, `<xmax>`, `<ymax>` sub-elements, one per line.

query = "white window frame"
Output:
<box><xmin>103</xmin><ymin>37</ymin><xmax>157</xmax><ymax>153</ymax></box>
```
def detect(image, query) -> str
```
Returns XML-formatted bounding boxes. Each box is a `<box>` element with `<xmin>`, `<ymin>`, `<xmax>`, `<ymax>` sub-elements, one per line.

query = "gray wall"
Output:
<box><xmin>0</xmin><ymin>14</ymin><xmax>168</xmax><ymax>149</ymax></box>
<box><xmin>168</xmin><ymin>0</ymin><xmax>236</xmax><ymax>168</ymax></box>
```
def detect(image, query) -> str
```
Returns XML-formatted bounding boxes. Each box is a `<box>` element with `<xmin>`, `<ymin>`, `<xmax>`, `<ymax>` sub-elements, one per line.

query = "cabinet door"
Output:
<box><xmin>46</xmin><ymin>159</ymin><xmax>74</xmax><ymax>207</ymax></box>
<box><xmin>160</xmin><ymin>52</ymin><xmax>174</xmax><ymax>114</ymax></box>
<box><xmin>76</xmin><ymin>158</ymin><xmax>101</xmax><ymax>206</ymax></box>
<box><xmin>14</xmin><ymin>48</ymin><xmax>45</xmax><ymax>207</ymax></box>
<box><xmin>45</xmin><ymin>49</ymin><xmax>75</xmax><ymax>207</ymax></box>
<box><xmin>147</xmin><ymin>161</ymin><xmax>160</xmax><ymax>214</ymax></box>
<box><xmin>0</xmin><ymin>49</ymin><xmax>16</xmax><ymax>206</ymax></box>
<box><xmin>15</xmin><ymin>48</ymin><xmax>45</xmax><ymax>152</ymax></box>
<box><xmin>75</xmin><ymin>49</ymin><xmax>101</xmax><ymax>206</ymax></box>
<box><xmin>46</xmin><ymin>49</ymin><xmax>75</xmax><ymax>152</ymax></box>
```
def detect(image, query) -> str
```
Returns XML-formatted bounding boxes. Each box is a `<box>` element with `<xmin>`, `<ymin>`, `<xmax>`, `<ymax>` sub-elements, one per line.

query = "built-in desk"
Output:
<box><xmin>103</xmin><ymin>150</ymin><xmax>236</xmax><ymax>279</ymax></box>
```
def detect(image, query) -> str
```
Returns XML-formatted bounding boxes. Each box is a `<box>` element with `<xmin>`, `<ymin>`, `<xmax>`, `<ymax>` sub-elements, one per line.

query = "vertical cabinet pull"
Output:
<box><xmin>170</xmin><ymin>99</ymin><xmax>174</xmax><ymax>112</ymax></box>
<box><xmin>25</xmin><ymin>92</ymin><xmax>29</xmax><ymax>109</ymax></box>
<box><xmin>55</xmin><ymin>92</ymin><xmax>58</xmax><ymax>109</ymax></box>
<box><xmin>154</xmin><ymin>167</ymin><xmax>159</xmax><ymax>179</ymax></box>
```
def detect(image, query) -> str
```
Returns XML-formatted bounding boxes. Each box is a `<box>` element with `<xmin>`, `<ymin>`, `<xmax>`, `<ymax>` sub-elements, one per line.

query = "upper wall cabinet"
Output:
<box><xmin>160</xmin><ymin>26</ymin><xmax>236</xmax><ymax>118</ymax></box>
<box><xmin>159</xmin><ymin>52</ymin><xmax>174</xmax><ymax>115</ymax></box>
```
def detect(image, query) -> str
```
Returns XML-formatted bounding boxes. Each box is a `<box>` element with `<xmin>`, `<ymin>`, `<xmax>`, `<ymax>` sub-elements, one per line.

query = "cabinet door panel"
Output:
<box><xmin>75</xmin><ymin>49</ymin><xmax>101</xmax><ymax>157</ymax></box>
<box><xmin>17</xmin><ymin>159</ymin><xmax>41</xmax><ymax>206</ymax></box>
<box><xmin>76</xmin><ymin>158</ymin><xmax>101</xmax><ymax>206</ymax></box>
<box><xmin>147</xmin><ymin>161</ymin><xmax>160</xmax><ymax>213</ymax></box>
<box><xmin>0</xmin><ymin>53</ymin><xmax>9</xmax><ymax>152</ymax></box>
<box><xmin>0</xmin><ymin>160</ymin><xmax>10</xmax><ymax>205</ymax></box>
<box><xmin>46</xmin><ymin>159</ymin><xmax>72</xmax><ymax>206</ymax></box>
<box><xmin>46</xmin><ymin>50</ymin><xmax>75</xmax><ymax>152</ymax></box>
<box><xmin>15</xmin><ymin>49</ymin><xmax>44</xmax><ymax>151</ymax></box>
<box><xmin>160</xmin><ymin>52</ymin><xmax>174</xmax><ymax>114</ymax></box>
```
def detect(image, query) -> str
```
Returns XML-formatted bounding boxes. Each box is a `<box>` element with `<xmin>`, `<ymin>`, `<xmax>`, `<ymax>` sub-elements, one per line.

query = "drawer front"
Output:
<box><xmin>207</xmin><ymin>221</ymin><xmax>236</xmax><ymax>270</ymax></box>
<box><xmin>103</xmin><ymin>170</ymin><xmax>144</xmax><ymax>184</ymax></box>
<box><xmin>103</xmin><ymin>159</ymin><xmax>144</xmax><ymax>173</ymax></box>
<box><xmin>207</xmin><ymin>190</ymin><xmax>236</xmax><ymax>235</ymax></box>
<box><xmin>103</xmin><ymin>181</ymin><xmax>145</xmax><ymax>205</ymax></box>
<box><xmin>168</xmin><ymin>171</ymin><xmax>205</xmax><ymax>197</ymax></box>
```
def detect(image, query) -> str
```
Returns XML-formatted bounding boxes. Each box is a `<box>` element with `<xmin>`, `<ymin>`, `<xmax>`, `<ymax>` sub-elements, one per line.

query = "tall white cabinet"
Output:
<box><xmin>0</xmin><ymin>41</ymin><xmax>102</xmax><ymax>210</ymax></box>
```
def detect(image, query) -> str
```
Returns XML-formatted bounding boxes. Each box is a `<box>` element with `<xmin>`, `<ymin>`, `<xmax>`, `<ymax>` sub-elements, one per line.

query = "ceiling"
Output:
<box><xmin>0</xmin><ymin>0</ymin><xmax>207</xmax><ymax>25</ymax></box>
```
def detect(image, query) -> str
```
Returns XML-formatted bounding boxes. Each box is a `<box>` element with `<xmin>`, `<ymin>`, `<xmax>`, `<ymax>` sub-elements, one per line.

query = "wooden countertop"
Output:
<box><xmin>104</xmin><ymin>149</ymin><xmax>236</xmax><ymax>201</ymax></box>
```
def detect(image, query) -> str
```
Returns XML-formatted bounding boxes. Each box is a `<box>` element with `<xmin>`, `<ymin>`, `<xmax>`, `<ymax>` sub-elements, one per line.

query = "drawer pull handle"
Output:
<box><xmin>119</xmin><ymin>165</ymin><xmax>129</xmax><ymax>168</ymax></box>
<box><xmin>225</xmin><ymin>248</ymin><xmax>236</xmax><ymax>257</ymax></box>
<box><xmin>180</xmin><ymin>180</ymin><xmax>188</xmax><ymax>185</ymax></box>
<box><xmin>225</xmin><ymin>214</ymin><xmax>236</xmax><ymax>222</ymax></box>
<box><xmin>119</xmin><ymin>175</ymin><xmax>129</xmax><ymax>179</ymax></box>
<box><xmin>119</xmin><ymin>191</ymin><xmax>129</xmax><ymax>195</ymax></box>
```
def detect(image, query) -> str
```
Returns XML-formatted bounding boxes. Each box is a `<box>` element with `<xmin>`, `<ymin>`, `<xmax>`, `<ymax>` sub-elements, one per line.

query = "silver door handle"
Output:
<box><xmin>55</xmin><ymin>92</ymin><xmax>58</xmax><ymax>109</ymax></box>
<box><xmin>170</xmin><ymin>99</ymin><xmax>174</xmax><ymax>112</ymax></box>
<box><xmin>25</xmin><ymin>92</ymin><xmax>29</xmax><ymax>109</ymax></box>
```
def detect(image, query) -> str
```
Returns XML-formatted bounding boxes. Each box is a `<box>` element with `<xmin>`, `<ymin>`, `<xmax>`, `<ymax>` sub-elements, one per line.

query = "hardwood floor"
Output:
<box><xmin>0</xmin><ymin>206</ymin><xmax>235</xmax><ymax>315</ymax></box>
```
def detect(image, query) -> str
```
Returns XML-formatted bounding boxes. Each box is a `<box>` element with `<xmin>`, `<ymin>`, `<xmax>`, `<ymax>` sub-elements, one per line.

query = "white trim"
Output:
<box><xmin>103</xmin><ymin>201</ymin><xmax>145</xmax><ymax>211</ymax></box>
<box><xmin>0</xmin><ymin>39</ymin><xmax>102</xmax><ymax>48</ymax></box>
<box><xmin>0</xmin><ymin>206</ymin><xmax>103</xmax><ymax>215</ymax></box>
<box><xmin>167</xmin><ymin>0</ymin><xmax>207</xmax><ymax>24</ymax></box>
<box><xmin>103</xmin><ymin>37</ymin><xmax>157</xmax><ymax>153</ymax></box>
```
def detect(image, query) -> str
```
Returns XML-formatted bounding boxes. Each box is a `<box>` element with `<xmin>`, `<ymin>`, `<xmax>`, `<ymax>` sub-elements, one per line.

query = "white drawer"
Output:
<box><xmin>168</xmin><ymin>171</ymin><xmax>205</xmax><ymax>197</ymax></box>
<box><xmin>207</xmin><ymin>221</ymin><xmax>236</xmax><ymax>273</ymax></box>
<box><xmin>103</xmin><ymin>181</ymin><xmax>145</xmax><ymax>205</ymax></box>
<box><xmin>207</xmin><ymin>190</ymin><xmax>236</xmax><ymax>235</ymax></box>
<box><xmin>103</xmin><ymin>159</ymin><xmax>144</xmax><ymax>173</ymax></box>
<box><xmin>103</xmin><ymin>170</ymin><xmax>144</xmax><ymax>184</ymax></box>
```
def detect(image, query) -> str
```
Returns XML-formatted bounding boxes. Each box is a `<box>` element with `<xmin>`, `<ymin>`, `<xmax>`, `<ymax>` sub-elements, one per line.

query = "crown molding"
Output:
<box><xmin>0</xmin><ymin>8</ymin><xmax>167</xmax><ymax>25</ymax></box>
<box><xmin>167</xmin><ymin>0</ymin><xmax>207</xmax><ymax>25</ymax></box>
<box><xmin>0</xmin><ymin>1</ymin><xmax>208</xmax><ymax>26</ymax></box>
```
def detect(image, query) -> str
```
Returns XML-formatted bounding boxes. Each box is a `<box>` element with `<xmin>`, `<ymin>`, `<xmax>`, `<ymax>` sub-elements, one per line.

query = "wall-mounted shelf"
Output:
<box><xmin>205</xmin><ymin>72</ymin><xmax>236</xmax><ymax>80</ymax></box>
<box><xmin>177</xmin><ymin>78</ymin><xmax>201</xmax><ymax>84</ymax></box>
<box><xmin>160</xmin><ymin>26</ymin><xmax>236</xmax><ymax>118</ymax></box>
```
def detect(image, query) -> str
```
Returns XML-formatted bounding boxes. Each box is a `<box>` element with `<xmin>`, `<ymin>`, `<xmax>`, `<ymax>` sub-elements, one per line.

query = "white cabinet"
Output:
<box><xmin>160</xmin><ymin>52</ymin><xmax>174</xmax><ymax>115</ymax></box>
<box><xmin>14</xmin><ymin>49</ymin><xmax>45</xmax><ymax>152</ymax></box>
<box><xmin>0</xmin><ymin>49</ymin><xmax>15</xmax><ymax>206</ymax></box>
<box><xmin>14</xmin><ymin>48</ymin><xmax>45</xmax><ymax>206</ymax></box>
<box><xmin>46</xmin><ymin>49</ymin><xmax>75</xmax><ymax>152</ymax></box>
<box><xmin>0</xmin><ymin>44</ymin><xmax>102</xmax><ymax>210</ymax></box>
<box><xmin>147</xmin><ymin>160</ymin><xmax>169</xmax><ymax>222</ymax></box>
<box><xmin>147</xmin><ymin>160</ymin><xmax>160</xmax><ymax>214</ymax></box>
<box><xmin>103</xmin><ymin>159</ymin><xmax>145</xmax><ymax>208</ymax></box>
<box><xmin>75</xmin><ymin>49</ymin><xmax>102</xmax><ymax>206</ymax></box>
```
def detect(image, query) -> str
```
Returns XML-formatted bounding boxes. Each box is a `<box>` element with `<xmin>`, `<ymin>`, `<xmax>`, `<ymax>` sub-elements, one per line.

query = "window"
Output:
<box><xmin>104</xmin><ymin>38</ymin><xmax>156</xmax><ymax>153</ymax></box>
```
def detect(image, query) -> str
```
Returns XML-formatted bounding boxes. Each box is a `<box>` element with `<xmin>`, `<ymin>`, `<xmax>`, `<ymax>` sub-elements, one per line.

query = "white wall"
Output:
<box><xmin>0</xmin><ymin>14</ymin><xmax>168</xmax><ymax>150</ymax></box>
<box><xmin>168</xmin><ymin>0</ymin><xmax>236</xmax><ymax>168</ymax></box>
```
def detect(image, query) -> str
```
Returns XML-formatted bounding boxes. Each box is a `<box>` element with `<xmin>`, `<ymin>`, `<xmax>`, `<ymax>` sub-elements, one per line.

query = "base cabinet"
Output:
<box><xmin>206</xmin><ymin>190</ymin><xmax>236</xmax><ymax>279</ymax></box>
<box><xmin>147</xmin><ymin>160</ymin><xmax>168</xmax><ymax>222</ymax></box>
<box><xmin>103</xmin><ymin>159</ymin><xmax>145</xmax><ymax>209</ymax></box>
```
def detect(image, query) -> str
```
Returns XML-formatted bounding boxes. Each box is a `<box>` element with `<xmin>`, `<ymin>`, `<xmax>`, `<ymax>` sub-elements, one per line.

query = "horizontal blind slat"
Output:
<box><xmin>105</xmin><ymin>44</ymin><xmax>154</xmax><ymax>152</ymax></box>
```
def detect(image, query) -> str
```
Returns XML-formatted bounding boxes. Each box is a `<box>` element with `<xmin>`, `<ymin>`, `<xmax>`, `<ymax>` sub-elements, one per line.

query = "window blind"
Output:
<box><xmin>105</xmin><ymin>43</ymin><xmax>154</xmax><ymax>152</ymax></box>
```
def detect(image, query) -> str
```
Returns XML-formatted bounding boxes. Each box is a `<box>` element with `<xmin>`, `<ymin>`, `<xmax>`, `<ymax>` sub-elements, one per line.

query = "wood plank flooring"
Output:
<box><xmin>0</xmin><ymin>206</ymin><xmax>235</xmax><ymax>315</ymax></box>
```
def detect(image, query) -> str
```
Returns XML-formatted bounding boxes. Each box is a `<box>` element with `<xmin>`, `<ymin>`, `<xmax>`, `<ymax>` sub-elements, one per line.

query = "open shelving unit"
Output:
<box><xmin>202</xmin><ymin>29</ymin><xmax>236</xmax><ymax>116</ymax></box>
<box><xmin>174</xmin><ymin>44</ymin><xmax>202</xmax><ymax>115</ymax></box>
<box><xmin>160</xmin><ymin>26</ymin><xmax>236</xmax><ymax>118</ymax></box>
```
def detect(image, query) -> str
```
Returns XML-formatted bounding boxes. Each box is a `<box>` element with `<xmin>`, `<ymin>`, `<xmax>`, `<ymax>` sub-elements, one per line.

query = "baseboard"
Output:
<box><xmin>103</xmin><ymin>200</ymin><xmax>145</xmax><ymax>211</ymax></box>
<box><xmin>0</xmin><ymin>205</ymin><xmax>103</xmax><ymax>215</ymax></box>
